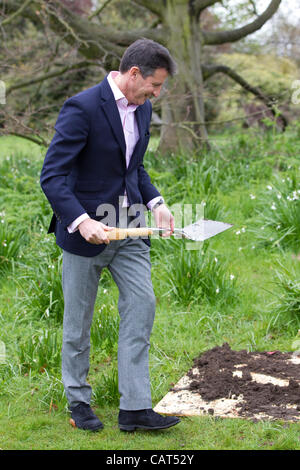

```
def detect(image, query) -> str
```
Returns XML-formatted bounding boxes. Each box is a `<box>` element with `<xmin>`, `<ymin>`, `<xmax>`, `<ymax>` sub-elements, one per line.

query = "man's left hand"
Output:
<box><xmin>153</xmin><ymin>204</ymin><xmax>174</xmax><ymax>237</ymax></box>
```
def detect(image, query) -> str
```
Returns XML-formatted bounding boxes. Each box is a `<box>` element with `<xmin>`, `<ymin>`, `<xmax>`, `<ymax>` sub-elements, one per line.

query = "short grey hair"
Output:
<box><xmin>119</xmin><ymin>38</ymin><xmax>177</xmax><ymax>78</ymax></box>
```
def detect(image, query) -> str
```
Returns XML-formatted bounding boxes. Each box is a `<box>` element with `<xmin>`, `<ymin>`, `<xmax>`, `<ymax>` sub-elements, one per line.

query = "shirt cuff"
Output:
<box><xmin>147</xmin><ymin>196</ymin><xmax>164</xmax><ymax>211</ymax></box>
<box><xmin>67</xmin><ymin>213</ymin><xmax>90</xmax><ymax>233</ymax></box>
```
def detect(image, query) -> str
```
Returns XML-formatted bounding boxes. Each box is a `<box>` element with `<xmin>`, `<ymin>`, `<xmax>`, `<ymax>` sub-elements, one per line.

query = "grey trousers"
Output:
<box><xmin>61</xmin><ymin>236</ymin><xmax>156</xmax><ymax>410</ymax></box>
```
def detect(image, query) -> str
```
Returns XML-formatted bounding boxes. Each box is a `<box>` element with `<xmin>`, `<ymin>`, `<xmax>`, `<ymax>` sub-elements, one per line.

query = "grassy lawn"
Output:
<box><xmin>0</xmin><ymin>127</ymin><xmax>299</xmax><ymax>450</ymax></box>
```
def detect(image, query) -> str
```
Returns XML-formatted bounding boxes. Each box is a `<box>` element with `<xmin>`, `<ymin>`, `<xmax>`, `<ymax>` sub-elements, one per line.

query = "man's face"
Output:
<box><xmin>127</xmin><ymin>67</ymin><xmax>168</xmax><ymax>105</ymax></box>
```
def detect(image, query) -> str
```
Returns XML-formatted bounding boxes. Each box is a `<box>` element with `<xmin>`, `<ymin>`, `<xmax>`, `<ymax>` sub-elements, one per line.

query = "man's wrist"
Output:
<box><xmin>67</xmin><ymin>213</ymin><xmax>90</xmax><ymax>233</ymax></box>
<box><xmin>152</xmin><ymin>198</ymin><xmax>165</xmax><ymax>211</ymax></box>
<box><xmin>147</xmin><ymin>196</ymin><xmax>164</xmax><ymax>211</ymax></box>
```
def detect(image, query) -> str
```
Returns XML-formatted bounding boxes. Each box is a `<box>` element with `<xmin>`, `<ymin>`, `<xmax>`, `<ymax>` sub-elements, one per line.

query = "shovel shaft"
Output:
<box><xmin>105</xmin><ymin>219</ymin><xmax>233</xmax><ymax>242</ymax></box>
<box><xmin>107</xmin><ymin>227</ymin><xmax>154</xmax><ymax>240</ymax></box>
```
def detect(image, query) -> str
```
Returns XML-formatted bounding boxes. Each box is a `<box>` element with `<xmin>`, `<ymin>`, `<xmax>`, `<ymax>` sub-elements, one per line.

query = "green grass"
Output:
<box><xmin>0</xmin><ymin>128</ymin><xmax>300</xmax><ymax>450</ymax></box>
<box><xmin>0</xmin><ymin>136</ymin><xmax>45</xmax><ymax>162</ymax></box>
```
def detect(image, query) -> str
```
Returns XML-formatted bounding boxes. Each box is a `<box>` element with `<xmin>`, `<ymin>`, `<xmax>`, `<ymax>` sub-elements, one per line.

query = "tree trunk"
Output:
<box><xmin>158</xmin><ymin>0</ymin><xmax>209</xmax><ymax>154</ymax></box>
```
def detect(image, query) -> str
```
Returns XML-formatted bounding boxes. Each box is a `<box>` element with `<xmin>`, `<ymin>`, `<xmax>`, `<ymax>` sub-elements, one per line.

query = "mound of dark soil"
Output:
<box><xmin>187</xmin><ymin>343</ymin><xmax>300</xmax><ymax>421</ymax></box>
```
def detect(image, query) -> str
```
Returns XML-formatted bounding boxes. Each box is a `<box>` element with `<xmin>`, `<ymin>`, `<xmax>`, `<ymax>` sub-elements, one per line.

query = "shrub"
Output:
<box><xmin>93</xmin><ymin>367</ymin><xmax>119</xmax><ymax>407</ymax></box>
<box><xmin>253</xmin><ymin>172</ymin><xmax>300</xmax><ymax>251</ymax></box>
<box><xmin>267</xmin><ymin>261</ymin><xmax>300</xmax><ymax>335</ymax></box>
<box><xmin>16</xmin><ymin>328</ymin><xmax>62</xmax><ymax>373</ymax></box>
<box><xmin>15</xmin><ymin>248</ymin><xmax>64</xmax><ymax>323</ymax></box>
<box><xmin>161</xmin><ymin>245</ymin><xmax>239</xmax><ymax>308</ymax></box>
<box><xmin>91</xmin><ymin>302</ymin><xmax>119</xmax><ymax>356</ymax></box>
<box><xmin>0</xmin><ymin>154</ymin><xmax>51</xmax><ymax>230</ymax></box>
<box><xmin>0</xmin><ymin>222</ymin><xmax>24</xmax><ymax>273</ymax></box>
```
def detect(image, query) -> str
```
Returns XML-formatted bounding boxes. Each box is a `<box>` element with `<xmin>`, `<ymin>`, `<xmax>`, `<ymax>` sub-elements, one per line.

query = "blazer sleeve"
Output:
<box><xmin>40</xmin><ymin>98</ymin><xmax>89</xmax><ymax>230</ymax></box>
<box><xmin>138</xmin><ymin>163</ymin><xmax>161</xmax><ymax>205</ymax></box>
<box><xmin>137</xmin><ymin>100</ymin><xmax>161</xmax><ymax>205</ymax></box>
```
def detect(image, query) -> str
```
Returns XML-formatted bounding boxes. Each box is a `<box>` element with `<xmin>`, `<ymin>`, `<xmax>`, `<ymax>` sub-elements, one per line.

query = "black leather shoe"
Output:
<box><xmin>118</xmin><ymin>409</ymin><xmax>180</xmax><ymax>431</ymax></box>
<box><xmin>69</xmin><ymin>402</ymin><xmax>104</xmax><ymax>431</ymax></box>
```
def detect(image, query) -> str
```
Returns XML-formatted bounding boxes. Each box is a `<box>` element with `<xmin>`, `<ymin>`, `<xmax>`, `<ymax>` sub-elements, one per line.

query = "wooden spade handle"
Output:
<box><xmin>107</xmin><ymin>227</ymin><xmax>154</xmax><ymax>240</ymax></box>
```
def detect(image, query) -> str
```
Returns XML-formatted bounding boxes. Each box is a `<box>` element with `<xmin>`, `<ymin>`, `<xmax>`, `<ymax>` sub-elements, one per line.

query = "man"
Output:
<box><xmin>40</xmin><ymin>39</ymin><xmax>180</xmax><ymax>432</ymax></box>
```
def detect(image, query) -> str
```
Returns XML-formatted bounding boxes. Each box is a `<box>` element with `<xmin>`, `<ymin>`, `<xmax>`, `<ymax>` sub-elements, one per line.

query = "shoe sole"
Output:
<box><xmin>119</xmin><ymin>420</ymin><xmax>180</xmax><ymax>432</ymax></box>
<box><xmin>69</xmin><ymin>418</ymin><xmax>104</xmax><ymax>432</ymax></box>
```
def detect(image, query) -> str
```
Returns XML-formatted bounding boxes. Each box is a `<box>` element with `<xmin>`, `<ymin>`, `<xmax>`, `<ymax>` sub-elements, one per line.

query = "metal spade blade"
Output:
<box><xmin>177</xmin><ymin>219</ymin><xmax>233</xmax><ymax>241</ymax></box>
<box><xmin>152</xmin><ymin>219</ymin><xmax>233</xmax><ymax>241</ymax></box>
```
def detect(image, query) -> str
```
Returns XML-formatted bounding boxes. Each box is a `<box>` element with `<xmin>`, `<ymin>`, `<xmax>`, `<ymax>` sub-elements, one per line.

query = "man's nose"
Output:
<box><xmin>152</xmin><ymin>88</ymin><xmax>161</xmax><ymax>98</ymax></box>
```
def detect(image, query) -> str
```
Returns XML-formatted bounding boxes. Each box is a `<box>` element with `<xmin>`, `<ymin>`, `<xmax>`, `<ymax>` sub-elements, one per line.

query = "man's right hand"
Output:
<box><xmin>78</xmin><ymin>218</ymin><xmax>114</xmax><ymax>245</ymax></box>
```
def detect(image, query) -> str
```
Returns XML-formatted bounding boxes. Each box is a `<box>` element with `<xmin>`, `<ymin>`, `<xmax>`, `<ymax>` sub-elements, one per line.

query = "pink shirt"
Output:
<box><xmin>68</xmin><ymin>72</ymin><xmax>162</xmax><ymax>233</ymax></box>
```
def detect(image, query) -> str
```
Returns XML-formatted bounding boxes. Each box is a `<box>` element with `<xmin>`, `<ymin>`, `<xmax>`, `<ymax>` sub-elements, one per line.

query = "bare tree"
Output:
<box><xmin>0</xmin><ymin>0</ymin><xmax>284</xmax><ymax>152</ymax></box>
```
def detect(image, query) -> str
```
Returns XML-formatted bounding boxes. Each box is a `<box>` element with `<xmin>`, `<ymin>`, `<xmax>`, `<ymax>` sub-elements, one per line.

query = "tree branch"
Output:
<box><xmin>194</xmin><ymin>0</ymin><xmax>222</xmax><ymax>17</ymax></box>
<box><xmin>248</xmin><ymin>0</ymin><xmax>259</xmax><ymax>17</ymax></box>
<box><xmin>0</xmin><ymin>0</ymin><xmax>33</xmax><ymax>26</ymax></box>
<box><xmin>202</xmin><ymin>0</ymin><xmax>281</xmax><ymax>45</ymax></box>
<box><xmin>0</xmin><ymin>0</ymin><xmax>165</xmax><ymax>70</ymax></box>
<box><xmin>5</xmin><ymin>131</ymin><xmax>49</xmax><ymax>147</ymax></box>
<box><xmin>88</xmin><ymin>0</ymin><xmax>113</xmax><ymax>20</ymax></box>
<box><xmin>130</xmin><ymin>0</ymin><xmax>164</xmax><ymax>19</ymax></box>
<box><xmin>0</xmin><ymin>0</ymin><xmax>42</xmax><ymax>29</ymax></box>
<box><xmin>0</xmin><ymin>109</ymin><xmax>50</xmax><ymax>146</ymax></box>
<box><xmin>6</xmin><ymin>60</ymin><xmax>98</xmax><ymax>96</ymax></box>
<box><xmin>151</xmin><ymin>109</ymin><xmax>288</xmax><ymax>127</ymax></box>
<box><xmin>202</xmin><ymin>63</ymin><xmax>288</xmax><ymax>129</ymax></box>
<box><xmin>53</xmin><ymin>1</ymin><xmax>167</xmax><ymax>56</ymax></box>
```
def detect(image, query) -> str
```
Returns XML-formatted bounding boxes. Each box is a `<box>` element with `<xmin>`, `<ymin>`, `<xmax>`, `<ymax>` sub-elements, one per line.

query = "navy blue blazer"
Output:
<box><xmin>40</xmin><ymin>76</ymin><xmax>161</xmax><ymax>257</ymax></box>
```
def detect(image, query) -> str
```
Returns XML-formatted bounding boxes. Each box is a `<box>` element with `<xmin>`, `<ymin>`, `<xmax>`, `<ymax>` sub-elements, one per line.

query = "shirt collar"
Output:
<box><xmin>107</xmin><ymin>71</ymin><xmax>138</xmax><ymax>112</ymax></box>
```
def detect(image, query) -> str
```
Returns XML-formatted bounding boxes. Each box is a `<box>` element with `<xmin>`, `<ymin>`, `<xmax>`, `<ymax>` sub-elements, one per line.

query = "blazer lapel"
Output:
<box><xmin>100</xmin><ymin>78</ymin><xmax>126</xmax><ymax>158</ymax></box>
<box><xmin>135</xmin><ymin>105</ymin><xmax>143</xmax><ymax>143</ymax></box>
<box><xmin>128</xmin><ymin>105</ymin><xmax>145</xmax><ymax>170</ymax></box>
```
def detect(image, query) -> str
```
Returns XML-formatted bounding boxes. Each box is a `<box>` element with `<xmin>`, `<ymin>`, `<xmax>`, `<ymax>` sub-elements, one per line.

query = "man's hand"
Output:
<box><xmin>78</xmin><ymin>218</ymin><xmax>114</xmax><ymax>244</ymax></box>
<box><xmin>153</xmin><ymin>204</ymin><xmax>174</xmax><ymax>237</ymax></box>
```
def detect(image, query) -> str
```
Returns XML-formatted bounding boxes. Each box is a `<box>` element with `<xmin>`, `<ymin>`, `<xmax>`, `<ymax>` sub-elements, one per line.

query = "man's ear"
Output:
<box><xmin>129</xmin><ymin>66</ymin><xmax>140</xmax><ymax>79</ymax></box>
